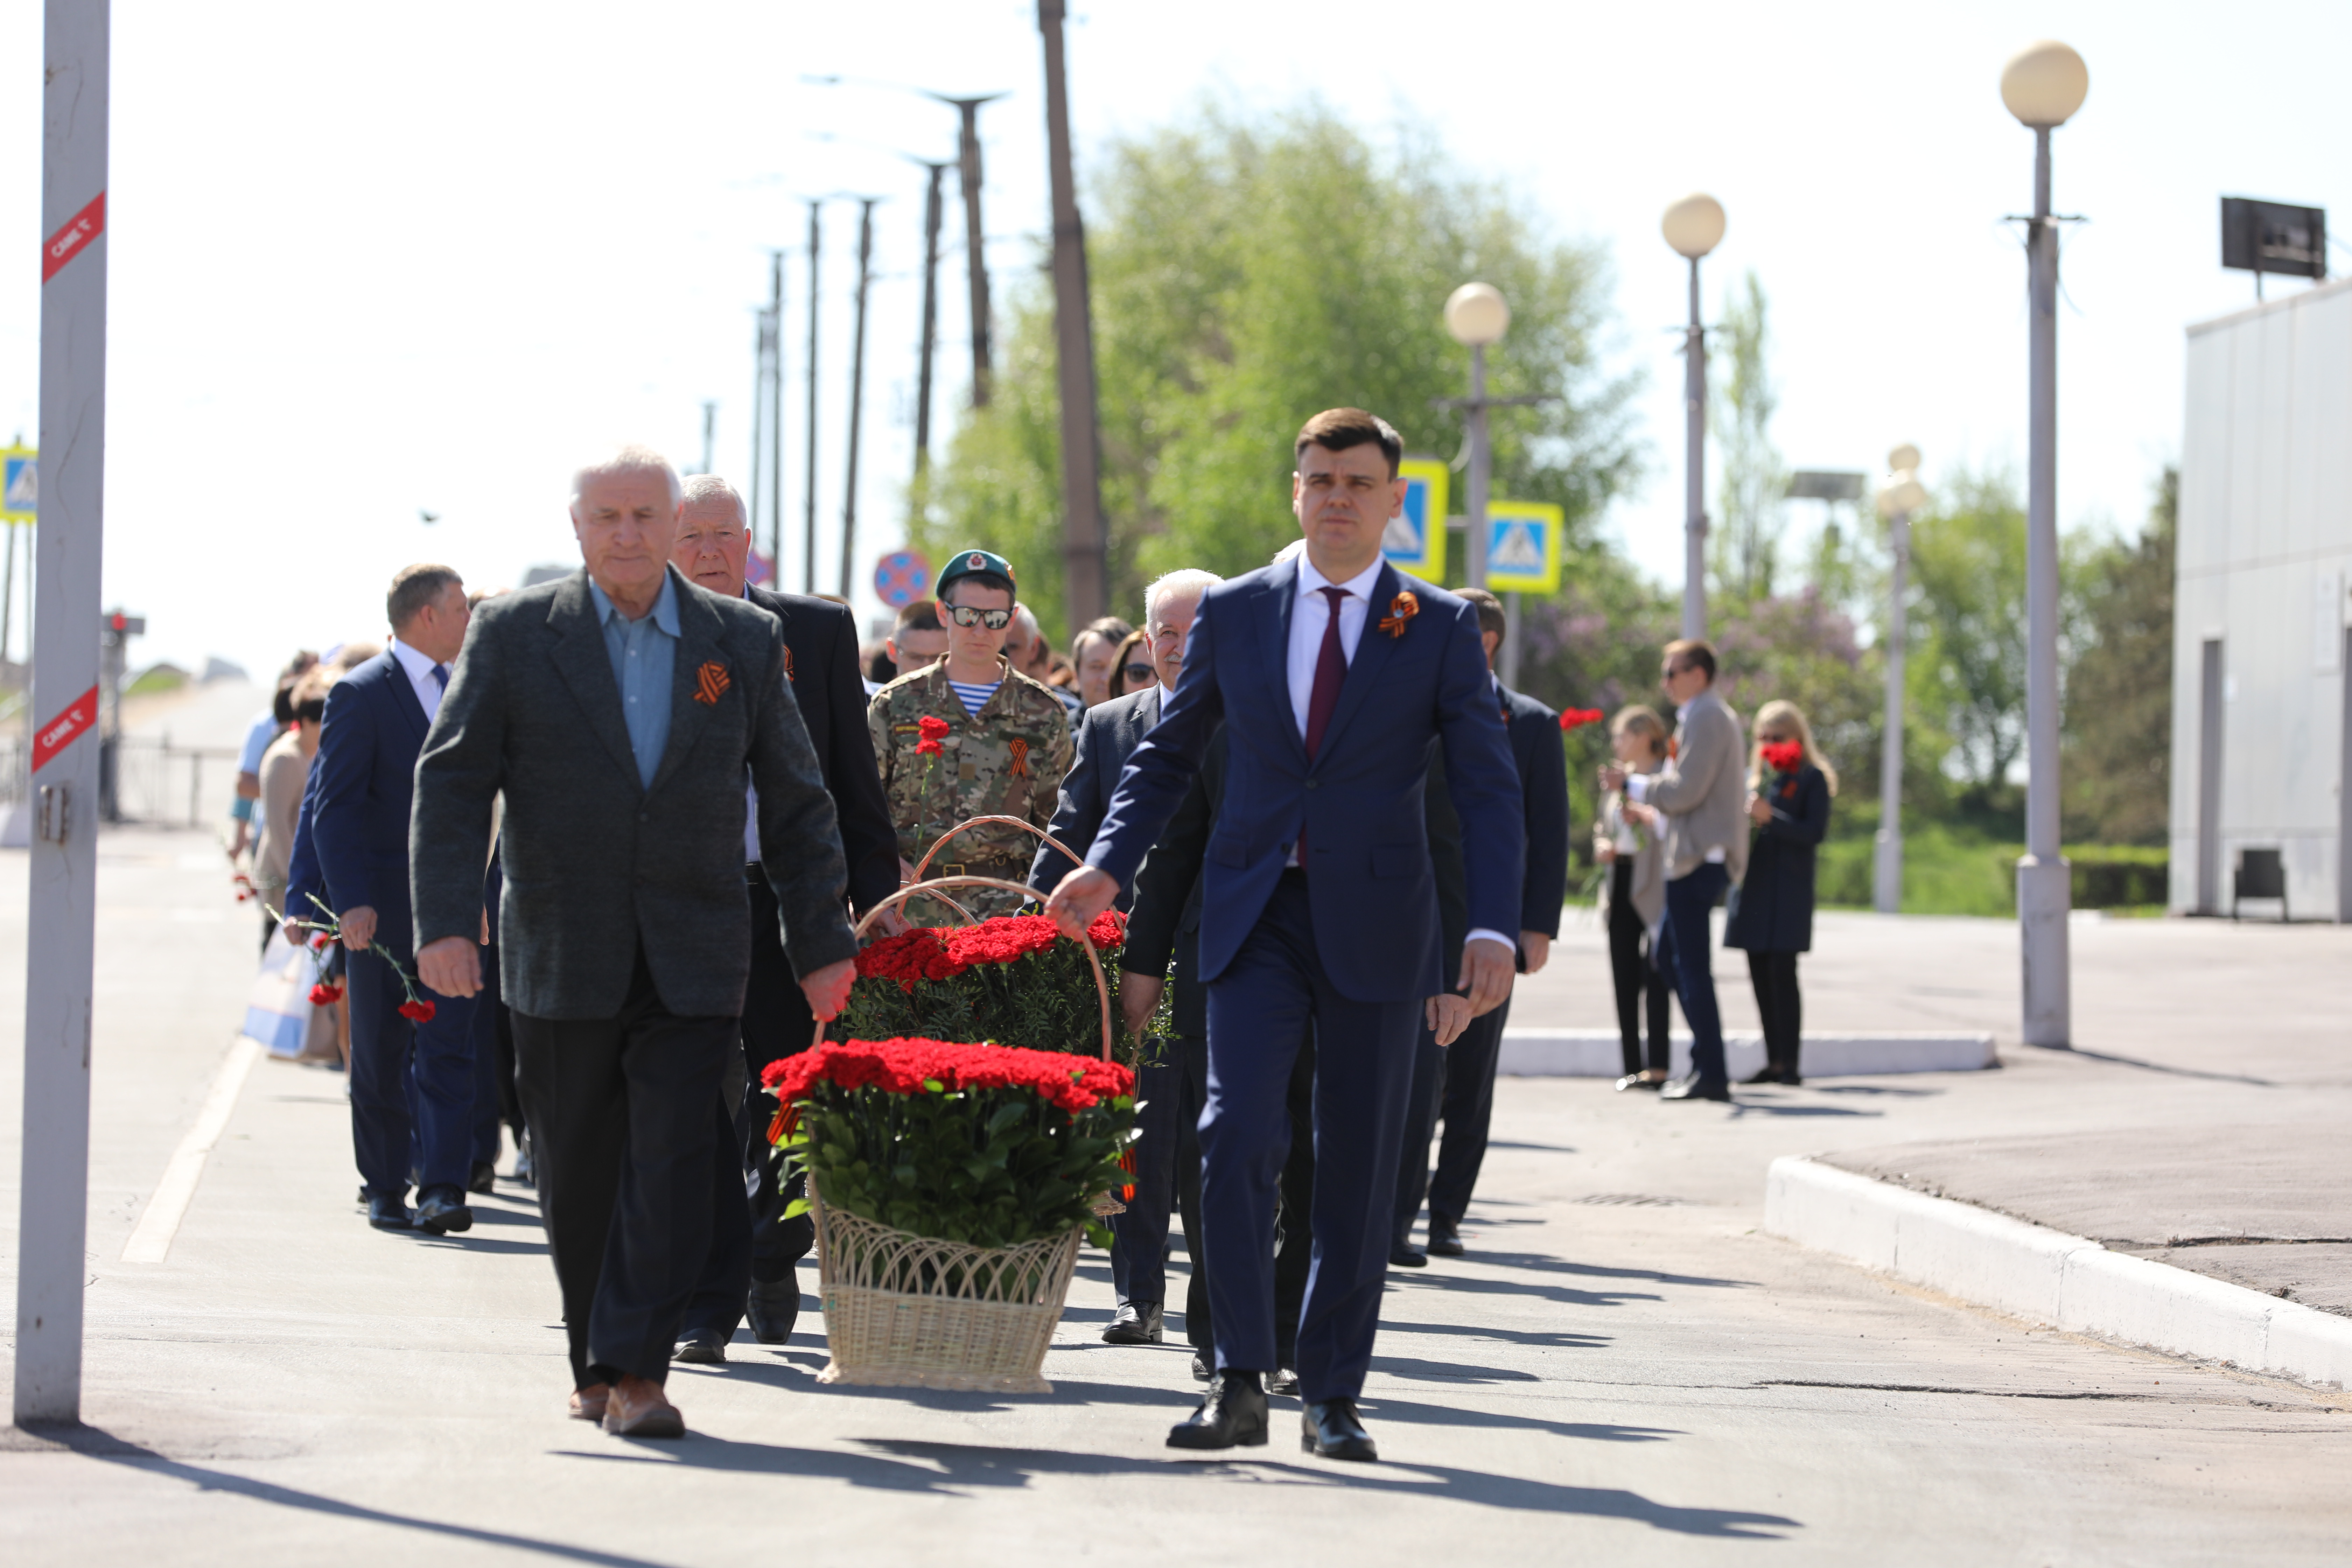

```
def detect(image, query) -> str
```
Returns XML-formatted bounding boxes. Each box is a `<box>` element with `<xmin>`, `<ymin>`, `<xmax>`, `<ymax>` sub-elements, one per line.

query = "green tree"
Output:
<box><xmin>2061</xmin><ymin>466</ymin><xmax>2176</xmax><ymax>845</ymax></box>
<box><xmin>922</xmin><ymin>101</ymin><xmax>1641</xmax><ymax>645</ymax></box>
<box><xmin>1709</xmin><ymin>270</ymin><xmax>1785</xmax><ymax>606</ymax></box>
<box><xmin>1907</xmin><ymin>467</ymin><xmax>2030</xmax><ymax>798</ymax></box>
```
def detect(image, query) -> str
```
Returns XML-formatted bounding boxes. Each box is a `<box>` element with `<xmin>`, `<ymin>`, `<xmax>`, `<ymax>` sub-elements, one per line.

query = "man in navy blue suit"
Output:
<box><xmin>1046</xmin><ymin>409</ymin><xmax>1524</xmax><ymax>1463</ymax></box>
<box><xmin>310</xmin><ymin>565</ymin><xmax>483</xmax><ymax>1235</ymax></box>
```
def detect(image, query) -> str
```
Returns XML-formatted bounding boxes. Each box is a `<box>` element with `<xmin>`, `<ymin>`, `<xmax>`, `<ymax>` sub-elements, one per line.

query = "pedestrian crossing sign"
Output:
<box><xmin>1484</xmin><ymin>499</ymin><xmax>1562</xmax><ymax>593</ymax></box>
<box><xmin>1</xmin><ymin>447</ymin><xmax>32</xmax><ymax>524</ymax></box>
<box><xmin>1385</xmin><ymin>458</ymin><xmax>1448</xmax><ymax>581</ymax></box>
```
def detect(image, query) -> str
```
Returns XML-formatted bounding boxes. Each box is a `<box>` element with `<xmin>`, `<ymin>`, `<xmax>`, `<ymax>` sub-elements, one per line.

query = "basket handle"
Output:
<box><xmin>912</xmin><ymin>814</ymin><xmax>1084</xmax><ymax>886</ymax></box>
<box><xmin>850</xmin><ymin>874</ymin><xmax>1116</xmax><ymax>1062</ymax></box>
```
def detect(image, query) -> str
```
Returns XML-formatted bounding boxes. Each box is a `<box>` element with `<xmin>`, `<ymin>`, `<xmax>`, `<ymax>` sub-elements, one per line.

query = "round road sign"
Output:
<box><xmin>873</xmin><ymin>549</ymin><xmax>930</xmax><ymax>609</ymax></box>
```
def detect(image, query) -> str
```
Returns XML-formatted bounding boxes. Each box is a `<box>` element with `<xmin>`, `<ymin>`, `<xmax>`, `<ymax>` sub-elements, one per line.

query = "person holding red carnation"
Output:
<box><xmin>1725</xmin><ymin>700</ymin><xmax>1835</xmax><ymax>1086</ymax></box>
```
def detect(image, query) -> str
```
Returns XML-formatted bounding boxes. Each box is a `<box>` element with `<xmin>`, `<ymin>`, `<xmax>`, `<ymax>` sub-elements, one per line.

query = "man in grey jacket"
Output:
<box><xmin>412</xmin><ymin>445</ymin><xmax>858</xmax><ymax>1438</ymax></box>
<box><xmin>1602</xmin><ymin>638</ymin><xmax>1746</xmax><ymax>1102</ymax></box>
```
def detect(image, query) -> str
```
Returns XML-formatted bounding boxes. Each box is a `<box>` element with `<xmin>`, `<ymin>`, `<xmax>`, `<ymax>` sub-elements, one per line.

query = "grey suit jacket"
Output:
<box><xmin>1641</xmin><ymin>687</ymin><xmax>1748</xmax><ymax>882</ymax></box>
<box><xmin>410</xmin><ymin>565</ymin><xmax>858</xmax><ymax>1021</ymax></box>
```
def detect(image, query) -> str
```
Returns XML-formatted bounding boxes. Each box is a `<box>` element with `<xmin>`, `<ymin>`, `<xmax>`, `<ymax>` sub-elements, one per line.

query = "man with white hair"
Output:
<box><xmin>1028</xmin><ymin>566</ymin><xmax>1220</xmax><ymax>1347</ymax></box>
<box><xmin>1004</xmin><ymin>603</ymin><xmax>1084</xmax><ymax>725</ymax></box>
<box><xmin>411</xmin><ymin>445</ymin><xmax>861</xmax><ymax>1439</ymax></box>
<box><xmin>664</xmin><ymin>473</ymin><xmax>901</xmax><ymax>1361</ymax></box>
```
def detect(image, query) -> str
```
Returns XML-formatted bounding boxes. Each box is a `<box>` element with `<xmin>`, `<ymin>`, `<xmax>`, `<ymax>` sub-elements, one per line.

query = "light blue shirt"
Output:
<box><xmin>588</xmin><ymin>572</ymin><xmax>680</xmax><ymax>789</ymax></box>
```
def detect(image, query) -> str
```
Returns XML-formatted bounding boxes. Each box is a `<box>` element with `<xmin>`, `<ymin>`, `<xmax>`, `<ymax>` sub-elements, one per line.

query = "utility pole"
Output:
<box><xmin>933</xmin><ymin>93</ymin><xmax>1007</xmax><ymax>408</ymax></box>
<box><xmin>19</xmin><ymin>0</ymin><xmax>109</xmax><ymax>1427</ymax></box>
<box><xmin>765</xmin><ymin>249</ymin><xmax>784</xmax><ymax>574</ymax></box>
<box><xmin>1038</xmin><ymin>0</ymin><xmax>1107</xmax><ymax>625</ymax></box>
<box><xmin>802</xmin><ymin>201</ymin><xmax>822</xmax><ymax>595</ymax></box>
<box><xmin>911</xmin><ymin>159</ymin><xmax>950</xmax><ymax>481</ymax></box>
<box><xmin>839</xmin><ymin>198</ymin><xmax>877</xmax><ymax>602</ymax></box>
<box><xmin>699</xmin><ymin>399</ymin><xmax>717</xmax><ymax>479</ymax></box>
<box><xmin>749</xmin><ymin>308</ymin><xmax>769</xmax><ymax>518</ymax></box>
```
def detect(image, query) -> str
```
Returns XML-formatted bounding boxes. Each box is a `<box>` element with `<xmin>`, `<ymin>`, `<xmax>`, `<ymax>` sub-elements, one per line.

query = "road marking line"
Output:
<box><xmin>121</xmin><ymin>1036</ymin><xmax>262</xmax><ymax>1264</ymax></box>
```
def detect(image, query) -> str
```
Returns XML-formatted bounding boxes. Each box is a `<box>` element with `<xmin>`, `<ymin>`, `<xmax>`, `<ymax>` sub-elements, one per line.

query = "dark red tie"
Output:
<box><xmin>1297</xmin><ymin>586</ymin><xmax>1349</xmax><ymax>870</ymax></box>
<box><xmin>1303</xmin><ymin>586</ymin><xmax>1349</xmax><ymax>760</ymax></box>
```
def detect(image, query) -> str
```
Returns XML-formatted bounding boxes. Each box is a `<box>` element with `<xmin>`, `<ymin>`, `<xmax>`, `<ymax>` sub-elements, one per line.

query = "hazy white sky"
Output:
<box><xmin>3</xmin><ymin>0</ymin><xmax>2347</xmax><ymax>682</ymax></box>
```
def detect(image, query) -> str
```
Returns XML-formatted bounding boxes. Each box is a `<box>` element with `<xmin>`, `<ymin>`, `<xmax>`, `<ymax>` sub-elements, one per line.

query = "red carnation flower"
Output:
<box><xmin>1085</xmin><ymin>909</ymin><xmax>1126</xmax><ymax>950</ymax></box>
<box><xmin>1559</xmin><ymin>707</ymin><xmax>1605</xmax><ymax>732</ymax></box>
<box><xmin>308</xmin><ymin>931</ymin><xmax>333</xmax><ymax>952</ymax></box>
<box><xmin>915</xmin><ymin>737</ymin><xmax>942</xmax><ymax>755</ymax></box>
<box><xmin>1760</xmin><ymin>741</ymin><xmax>1805</xmax><ymax>774</ymax></box>
<box><xmin>308</xmin><ymin>982</ymin><xmax>344</xmax><ymax>1006</ymax></box>
<box><xmin>918</xmin><ymin>715</ymin><xmax>951</xmax><ymax>741</ymax></box>
<box><xmin>397</xmin><ymin>999</ymin><xmax>436</xmax><ymax>1022</ymax></box>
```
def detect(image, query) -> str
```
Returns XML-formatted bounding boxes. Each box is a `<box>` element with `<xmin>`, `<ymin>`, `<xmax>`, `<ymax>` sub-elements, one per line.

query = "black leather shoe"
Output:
<box><xmin>1102</xmin><ymin>1301</ymin><xmax>1163</xmax><ymax>1344</ymax></box>
<box><xmin>1740</xmin><ymin>1065</ymin><xmax>1783</xmax><ymax>1085</ymax></box>
<box><xmin>1301</xmin><ymin>1397</ymin><xmax>1378</xmax><ymax>1461</ymax></box>
<box><xmin>1660</xmin><ymin>1075</ymin><xmax>1731</xmax><ymax>1102</ymax></box>
<box><xmin>1388</xmin><ymin>1243</ymin><xmax>1428</xmax><ymax>1268</ymax></box>
<box><xmin>1189</xmin><ymin>1351</ymin><xmax>1212</xmax><ymax>1381</ymax></box>
<box><xmin>1167</xmin><ymin>1372</ymin><xmax>1268</xmax><ymax>1450</ymax></box>
<box><xmin>745</xmin><ymin>1279</ymin><xmax>800</xmax><ymax>1344</ymax></box>
<box><xmin>1426</xmin><ymin>1224</ymin><xmax>1465</xmax><ymax>1259</ymax></box>
<box><xmin>366</xmin><ymin>1194</ymin><xmax>413</xmax><ymax>1231</ymax></box>
<box><xmin>415</xmin><ymin>1186</ymin><xmax>474</xmax><ymax>1234</ymax></box>
<box><xmin>468</xmin><ymin>1160</ymin><xmax>498</xmax><ymax>1195</ymax></box>
<box><xmin>673</xmin><ymin>1329</ymin><xmax>728</xmax><ymax>1365</ymax></box>
<box><xmin>1781</xmin><ymin>1069</ymin><xmax>1802</xmax><ymax>1086</ymax></box>
<box><xmin>1267</xmin><ymin>1366</ymin><xmax>1300</xmax><ymax>1396</ymax></box>
<box><xmin>1615</xmin><ymin>1072</ymin><xmax>1664</xmax><ymax>1092</ymax></box>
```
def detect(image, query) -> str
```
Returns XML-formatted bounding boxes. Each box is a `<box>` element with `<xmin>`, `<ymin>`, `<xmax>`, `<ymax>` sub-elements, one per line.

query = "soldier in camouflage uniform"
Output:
<box><xmin>869</xmin><ymin>549</ymin><xmax>1073</xmax><ymax>920</ymax></box>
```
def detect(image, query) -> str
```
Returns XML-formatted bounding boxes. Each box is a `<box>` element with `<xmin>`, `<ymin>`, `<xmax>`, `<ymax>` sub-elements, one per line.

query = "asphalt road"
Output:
<box><xmin>2</xmin><ymin>829</ymin><xmax>2347</xmax><ymax>1565</ymax></box>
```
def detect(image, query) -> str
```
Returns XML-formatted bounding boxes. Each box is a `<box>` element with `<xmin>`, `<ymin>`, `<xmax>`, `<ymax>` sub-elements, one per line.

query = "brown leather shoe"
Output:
<box><xmin>600</xmin><ymin>1374</ymin><xmax>685</xmax><ymax>1438</ymax></box>
<box><xmin>568</xmin><ymin>1384</ymin><xmax>610</xmax><ymax>1423</ymax></box>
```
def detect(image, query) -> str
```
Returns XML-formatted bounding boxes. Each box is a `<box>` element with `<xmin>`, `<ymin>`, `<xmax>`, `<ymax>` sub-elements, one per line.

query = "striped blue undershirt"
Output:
<box><xmin>946</xmin><ymin>679</ymin><xmax>1000</xmax><ymax>717</ymax></box>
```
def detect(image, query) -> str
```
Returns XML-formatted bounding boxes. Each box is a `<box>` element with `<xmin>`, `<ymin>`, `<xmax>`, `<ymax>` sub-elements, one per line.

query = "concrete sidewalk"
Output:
<box><xmin>5</xmin><ymin>833</ymin><xmax>2352</xmax><ymax>1564</ymax></box>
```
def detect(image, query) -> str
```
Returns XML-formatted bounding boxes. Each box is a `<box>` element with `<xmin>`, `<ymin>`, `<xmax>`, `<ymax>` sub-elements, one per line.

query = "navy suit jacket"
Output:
<box><xmin>306</xmin><ymin>652</ymin><xmax>432</xmax><ymax>949</ymax></box>
<box><xmin>748</xmin><ymin>584</ymin><xmax>899</xmax><ymax>916</ymax></box>
<box><xmin>1500</xmin><ymin>679</ymin><xmax>1570</xmax><ymax>940</ymax></box>
<box><xmin>1085</xmin><ymin>559</ymin><xmax>1523</xmax><ymax>1003</ymax></box>
<box><xmin>1028</xmin><ymin>683</ymin><xmax>1161</xmax><ymax>908</ymax></box>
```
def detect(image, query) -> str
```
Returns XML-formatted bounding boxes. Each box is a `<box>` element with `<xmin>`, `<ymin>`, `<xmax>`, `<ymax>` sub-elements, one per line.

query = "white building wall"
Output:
<box><xmin>2171</xmin><ymin>277</ymin><xmax>2352</xmax><ymax>918</ymax></box>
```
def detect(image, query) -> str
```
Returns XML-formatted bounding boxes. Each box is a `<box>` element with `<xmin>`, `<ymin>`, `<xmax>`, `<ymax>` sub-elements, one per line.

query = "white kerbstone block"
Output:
<box><xmin>1499</xmin><ymin>1030</ymin><xmax>1994</xmax><ymax>1078</ymax></box>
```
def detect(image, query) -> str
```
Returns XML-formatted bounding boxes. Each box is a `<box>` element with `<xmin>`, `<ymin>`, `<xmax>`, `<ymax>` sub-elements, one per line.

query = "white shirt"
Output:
<box><xmin>387</xmin><ymin>637</ymin><xmax>449</xmax><ymax>724</ymax></box>
<box><xmin>1285</xmin><ymin>553</ymin><xmax>1514</xmax><ymax>953</ymax></box>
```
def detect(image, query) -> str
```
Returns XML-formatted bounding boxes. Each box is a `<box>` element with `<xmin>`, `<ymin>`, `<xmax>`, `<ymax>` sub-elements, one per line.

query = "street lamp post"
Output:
<box><xmin>1442</xmin><ymin>282</ymin><xmax>1511</xmax><ymax>592</ymax></box>
<box><xmin>1874</xmin><ymin>450</ymin><xmax>1928</xmax><ymax>915</ymax></box>
<box><xmin>2003</xmin><ymin>40</ymin><xmax>2088</xmax><ymax>1048</ymax></box>
<box><xmin>1661</xmin><ymin>194</ymin><xmax>1726</xmax><ymax>640</ymax></box>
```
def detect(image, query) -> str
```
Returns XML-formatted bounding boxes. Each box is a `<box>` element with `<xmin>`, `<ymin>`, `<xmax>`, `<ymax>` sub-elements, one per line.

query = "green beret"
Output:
<box><xmin>935</xmin><ymin>547</ymin><xmax>1017</xmax><ymax>597</ymax></box>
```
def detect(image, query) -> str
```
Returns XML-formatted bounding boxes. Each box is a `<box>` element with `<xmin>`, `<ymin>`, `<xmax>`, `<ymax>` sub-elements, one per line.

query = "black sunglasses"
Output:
<box><xmin>943</xmin><ymin>604</ymin><xmax>1013</xmax><ymax>631</ymax></box>
<box><xmin>1122</xmin><ymin>661</ymin><xmax>1155</xmax><ymax>684</ymax></box>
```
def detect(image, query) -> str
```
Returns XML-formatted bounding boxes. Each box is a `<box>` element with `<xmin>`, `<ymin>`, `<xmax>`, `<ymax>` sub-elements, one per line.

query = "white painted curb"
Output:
<box><xmin>1765</xmin><ymin>1155</ymin><xmax>2352</xmax><ymax>1391</ymax></box>
<box><xmin>1499</xmin><ymin>1029</ymin><xmax>1995</xmax><ymax>1079</ymax></box>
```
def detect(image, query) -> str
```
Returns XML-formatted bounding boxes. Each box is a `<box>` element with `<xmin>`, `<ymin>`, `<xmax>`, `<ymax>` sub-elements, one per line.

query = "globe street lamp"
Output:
<box><xmin>1874</xmin><ymin>449</ymin><xmax>1928</xmax><ymax>916</ymax></box>
<box><xmin>2003</xmin><ymin>39</ymin><xmax>2088</xmax><ymax>1047</ymax></box>
<box><xmin>1662</xmin><ymin>194</ymin><xmax>1725</xmax><ymax>639</ymax></box>
<box><xmin>1443</xmin><ymin>282</ymin><xmax>1510</xmax><ymax>592</ymax></box>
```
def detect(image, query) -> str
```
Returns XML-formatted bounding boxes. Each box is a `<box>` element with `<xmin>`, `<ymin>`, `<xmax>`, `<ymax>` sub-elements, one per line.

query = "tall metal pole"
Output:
<box><xmin>802</xmin><ymin>201</ymin><xmax>822</xmax><ymax>595</ymax></box>
<box><xmin>765</xmin><ymin>250</ymin><xmax>784</xmax><ymax>573</ymax></box>
<box><xmin>749</xmin><ymin>311</ymin><xmax>768</xmax><ymax>515</ymax></box>
<box><xmin>1682</xmin><ymin>255</ymin><xmax>1708</xmax><ymax>639</ymax></box>
<box><xmin>912</xmin><ymin>160</ymin><xmax>948</xmax><ymax>481</ymax></box>
<box><xmin>1464</xmin><ymin>342</ymin><xmax>1491</xmax><ymax>590</ymax></box>
<box><xmin>2018</xmin><ymin>125</ymin><xmax>2071</xmax><ymax>1045</ymax></box>
<box><xmin>19</xmin><ymin>0</ymin><xmax>108</xmax><ymax>1426</ymax></box>
<box><xmin>1039</xmin><ymin>0</ymin><xmax>1107</xmax><ymax>626</ymax></box>
<box><xmin>1874</xmin><ymin>508</ymin><xmax>1911</xmax><ymax>913</ymax></box>
<box><xmin>699</xmin><ymin>399</ymin><xmax>717</xmax><ymax>479</ymax></box>
<box><xmin>839</xmin><ymin>199</ymin><xmax>876</xmax><ymax>603</ymax></box>
<box><xmin>943</xmin><ymin>97</ymin><xmax>1004</xmax><ymax>408</ymax></box>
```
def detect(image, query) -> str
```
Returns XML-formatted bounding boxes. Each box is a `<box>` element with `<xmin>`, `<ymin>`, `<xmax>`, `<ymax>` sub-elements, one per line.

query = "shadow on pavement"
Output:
<box><xmin>1725</xmin><ymin>1104</ymin><xmax>1885</xmax><ymax>1119</ymax></box>
<box><xmin>2018</xmin><ymin>1043</ymin><xmax>2277</xmax><ymax>1087</ymax></box>
<box><xmin>1359</xmin><ymin>1393</ymin><xmax>1681</xmax><ymax>1445</ymax></box>
<box><xmin>14</xmin><ymin>1423</ymin><xmax>673</xmax><ymax>1568</ymax></box>
<box><xmin>567</xmin><ymin>1435</ymin><xmax>1797</xmax><ymax>1535</ymax></box>
<box><xmin>1389</xmin><ymin>1272</ymin><xmax>1663</xmax><ymax>1309</ymax></box>
<box><xmin>1367</xmin><ymin>1353</ymin><xmax>1542</xmax><ymax>1384</ymax></box>
<box><xmin>1461</xmin><ymin>1253</ymin><xmax>1755</xmax><ymax>1290</ymax></box>
<box><xmin>1377</xmin><ymin>1317</ymin><xmax>1612</xmax><ymax>1351</ymax></box>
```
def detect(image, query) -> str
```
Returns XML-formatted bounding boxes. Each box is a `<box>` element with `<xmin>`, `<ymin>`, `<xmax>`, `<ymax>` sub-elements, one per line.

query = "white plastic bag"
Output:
<box><xmin>241</xmin><ymin>928</ymin><xmax>320</xmax><ymax>1059</ymax></box>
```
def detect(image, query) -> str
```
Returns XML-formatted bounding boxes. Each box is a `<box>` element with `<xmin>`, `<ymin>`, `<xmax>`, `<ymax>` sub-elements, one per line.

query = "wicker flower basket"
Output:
<box><xmin>807</xmin><ymin>858</ymin><xmax>1117</xmax><ymax>1393</ymax></box>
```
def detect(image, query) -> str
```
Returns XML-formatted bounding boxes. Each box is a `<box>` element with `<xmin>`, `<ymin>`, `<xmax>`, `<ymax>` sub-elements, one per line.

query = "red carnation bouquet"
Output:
<box><xmin>1559</xmin><ymin>707</ymin><xmax>1605</xmax><ymax>732</ymax></box>
<box><xmin>1760</xmin><ymin>740</ymin><xmax>1805</xmax><ymax>774</ymax></box>
<box><xmin>765</xmin><ymin>1036</ymin><xmax>1136</xmax><ymax>1250</ymax></box>
<box><xmin>273</xmin><ymin>892</ymin><xmax>433</xmax><ymax>1022</ymax></box>
<box><xmin>833</xmin><ymin>908</ymin><xmax>1133</xmax><ymax>1061</ymax></box>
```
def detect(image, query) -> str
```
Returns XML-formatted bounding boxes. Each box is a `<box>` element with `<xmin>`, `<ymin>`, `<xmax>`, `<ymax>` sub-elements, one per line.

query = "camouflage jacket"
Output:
<box><xmin>869</xmin><ymin>657</ymin><xmax>1074</xmax><ymax>915</ymax></box>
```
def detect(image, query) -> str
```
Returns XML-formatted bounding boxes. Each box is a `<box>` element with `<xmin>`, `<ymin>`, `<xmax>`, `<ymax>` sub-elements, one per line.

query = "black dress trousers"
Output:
<box><xmin>511</xmin><ymin>944</ymin><xmax>735</xmax><ymax>1388</ymax></box>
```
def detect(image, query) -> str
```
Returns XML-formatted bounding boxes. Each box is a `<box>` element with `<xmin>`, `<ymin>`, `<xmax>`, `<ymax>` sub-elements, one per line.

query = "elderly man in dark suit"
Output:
<box><xmin>1048</xmin><ymin>409</ymin><xmax>1522</xmax><ymax>1463</ymax></box>
<box><xmin>1391</xmin><ymin>586</ymin><xmax>1571</xmax><ymax>1264</ymax></box>
<box><xmin>1028</xmin><ymin>567</ymin><xmax>1220</xmax><ymax>1348</ymax></box>
<box><xmin>665</xmin><ymin>474</ymin><xmax>902</xmax><ymax>1361</ymax></box>
<box><xmin>412</xmin><ymin>445</ymin><xmax>859</xmax><ymax>1440</ymax></box>
<box><xmin>304</xmin><ymin>564</ymin><xmax>481</xmax><ymax>1236</ymax></box>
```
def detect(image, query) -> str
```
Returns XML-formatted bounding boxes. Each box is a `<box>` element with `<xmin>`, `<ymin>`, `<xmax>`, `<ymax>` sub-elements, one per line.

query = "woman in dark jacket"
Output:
<box><xmin>1724</xmin><ymin>699</ymin><xmax>1833</xmax><ymax>1085</ymax></box>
